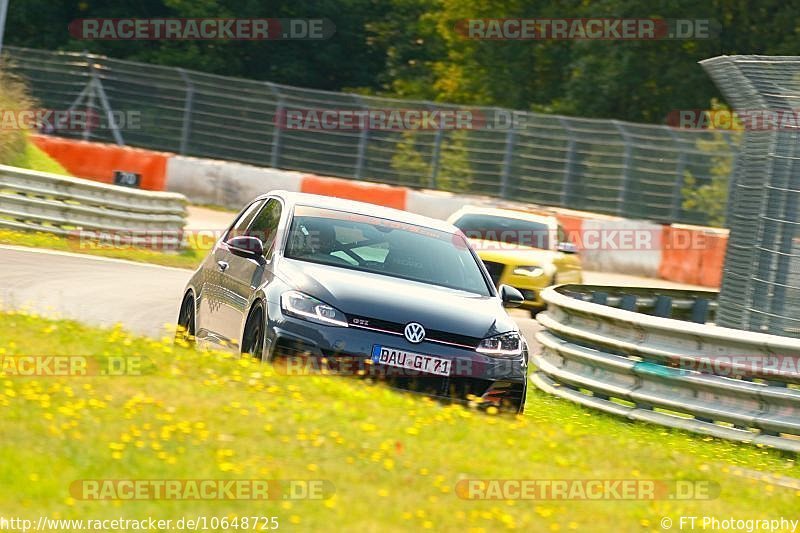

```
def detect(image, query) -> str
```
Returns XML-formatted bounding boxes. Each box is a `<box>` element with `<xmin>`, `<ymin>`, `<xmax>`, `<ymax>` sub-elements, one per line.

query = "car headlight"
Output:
<box><xmin>476</xmin><ymin>332</ymin><xmax>523</xmax><ymax>357</ymax></box>
<box><xmin>512</xmin><ymin>266</ymin><xmax>545</xmax><ymax>277</ymax></box>
<box><xmin>280</xmin><ymin>291</ymin><xmax>349</xmax><ymax>327</ymax></box>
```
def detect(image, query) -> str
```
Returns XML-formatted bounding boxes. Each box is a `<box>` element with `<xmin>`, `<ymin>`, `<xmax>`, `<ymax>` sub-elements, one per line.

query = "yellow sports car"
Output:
<box><xmin>448</xmin><ymin>206</ymin><xmax>583</xmax><ymax>317</ymax></box>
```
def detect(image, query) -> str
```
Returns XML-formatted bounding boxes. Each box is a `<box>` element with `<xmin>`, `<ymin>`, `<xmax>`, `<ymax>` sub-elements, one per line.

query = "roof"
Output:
<box><xmin>261</xmin><ymin>191</ymin><xmax>459</xmax><ymax>233</ymax></box>
<box><xmin>450</xmin><ymin>205</ymin><xmax>559</xmax><ymax>227</ymax></box>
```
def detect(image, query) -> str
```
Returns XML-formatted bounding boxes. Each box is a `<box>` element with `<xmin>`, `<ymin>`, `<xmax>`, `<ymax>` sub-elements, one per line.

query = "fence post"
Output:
<box><xmin>84</xmin><ymin>52</ymin><xmax>95</xmax><ymax>142</ymax></box>
<box><xmin>612</xmin><ymin>120</ymin><xmax>633</xmax><ymax>216</ymax></box>
<box><xmin>666</xmin><ymin>127</ymin><xmax>688</xmax><ymax>220</ymax></box>
<box><xmin>558</xmin><ymin>116</ymin><xmax>578</xmax><ymax>208</ymax></box>
<box><xmin>353</xmin><ymin>95</ymin><xmax>369</xmax><ymax>180</ymax></box>
<box><xmin>721</xmin><ymin>131</ymin><xmax>739</xmax><ymax>228</ymax></box>
<box><xmin>499</xmin><ymin>109</ymin><xmax>516</xmax><ymax>199</ymax></box>
<box><xmin>177</xmin><ymin>68</ymin><xmax>194</xmax><ymax>156</ymax></box>
<box><xmin>428</xmin><ymin>102</ymin><xmax>443</xmax><ymax>189</ymax></box>
<box><xmin>268</xmin><ymin>83</ymin><xmax>284</xmax><ymax>168</ymax></box>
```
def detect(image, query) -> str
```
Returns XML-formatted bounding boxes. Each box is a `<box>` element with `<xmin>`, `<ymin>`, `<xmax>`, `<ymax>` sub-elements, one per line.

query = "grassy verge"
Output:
<box><xmin>7</xmin><ymin>138</ymin><xmax>71</xmax><ymax>175</ymax></box>
<box><xmin>0</xmin><ymin>311</ymin><xmax>797</xmax><ymax>532</ymax></box>
<box><xmin>0</xmin><ymin>229</ymin><xmax>205</xmax><ymax>270</ymax></box>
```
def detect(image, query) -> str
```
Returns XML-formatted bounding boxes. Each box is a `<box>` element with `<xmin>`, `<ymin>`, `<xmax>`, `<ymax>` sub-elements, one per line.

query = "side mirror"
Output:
<box><xmin>227</xmin><ymin>235</ymin><xmax>265</xmax><ymax>261</ymax></box>
<box><xmin>499</xmin><ymin>284</ymin><xmax>524</xmax><ymax>308</ymax></box>
<box><xmin>557</xmin><ymin>242</ymin><xmax>578</xmax><ymax>254</ymax></box>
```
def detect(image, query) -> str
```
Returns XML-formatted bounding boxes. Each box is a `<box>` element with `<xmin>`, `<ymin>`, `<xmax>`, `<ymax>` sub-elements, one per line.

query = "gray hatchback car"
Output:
<box><xmin>177</xmin><ymin>191</ymin><xmax>528</xmax><ymax>411</ymax></box>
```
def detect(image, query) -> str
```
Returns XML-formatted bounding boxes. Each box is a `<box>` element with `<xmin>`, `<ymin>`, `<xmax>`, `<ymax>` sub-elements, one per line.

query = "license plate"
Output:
<box><xmin>371</xmin><ymin>345</ymin><xmax>451</xmax><ymax>377</ymax></box>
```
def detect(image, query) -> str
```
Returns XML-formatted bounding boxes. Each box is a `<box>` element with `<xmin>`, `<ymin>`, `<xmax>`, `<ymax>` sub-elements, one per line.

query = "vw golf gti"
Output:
<box><xmin>178</xmin><ymin>192</ymin><xmax>528</xmax><ymax>411</ymax></box>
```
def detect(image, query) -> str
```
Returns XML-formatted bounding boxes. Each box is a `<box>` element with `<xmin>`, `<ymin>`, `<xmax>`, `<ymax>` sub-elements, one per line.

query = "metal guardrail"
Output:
<box><xmin>4</xmin><ymin>46</ymin><xmax>737</xmax><ymax>226</ymax></box>
<box><xmin>0</xmin><ymin>165</ymin><xmax>187</xmax><ymax>246</ymax></box>
<box><xmin>533</xmin><ymin>284</ymin><xmax>800</xmax><ymax>453</ymax></box>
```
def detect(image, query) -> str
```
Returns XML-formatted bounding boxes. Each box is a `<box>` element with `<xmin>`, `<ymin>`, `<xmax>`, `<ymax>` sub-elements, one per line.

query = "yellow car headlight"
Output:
<box><xmin>512</xmin><ymin>266</ymin><xmax>545</xmax><ymax>277</ymax></box>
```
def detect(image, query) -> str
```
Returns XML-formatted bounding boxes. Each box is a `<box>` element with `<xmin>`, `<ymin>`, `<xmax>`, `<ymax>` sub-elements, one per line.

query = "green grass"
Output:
<box><xmin>7</xmin><ymin>138</ymin><xmax>71</xmax><ymax>175</ymax></box>
<box><xmin>0</xmin><ymin>311</ymin><xmax>797</xmax><ymax>532</ymax></box>
<box><xmin>0</xmin><ymin>229</ymin><xmax>205</xmax><ymax>270</ymax></box>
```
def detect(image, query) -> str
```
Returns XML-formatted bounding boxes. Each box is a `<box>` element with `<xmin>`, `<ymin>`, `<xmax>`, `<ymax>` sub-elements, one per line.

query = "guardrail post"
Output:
<box><xmin>499</xmin><ymin>113</ymin><xmax>516</xmax><ymax>199</ymax></box>
<box><xmin>653</xmin><ymin>296</ymin><xmax>673</xmax><ymax>317</ymax></box>
<box><xmin>691</xmin><ymin>299</ymin><xmax>710</xmax><ymax>323</ymax></box>
<box><xmin>620</xmin><ymin>294</ymin><xmax>637</xmax><ymax>311</ymax></box>
<box><xmin>590</xmin><ymin>292</ymin><xmax>608</xmax><ymax>305</ymax></box>
<box><xmin>177</xmin><ymin>68</ymin><xmax>194</xmax><ymax>156</ymax></box>
<box><xmin>612</xmin><ymin>121</ymin><xmax>633</xmax><ymax>216</ymax></box>
<box><xmin>268</xmin><ymin>83</ymin><xmax>284</xmax><ymax>168</ymax></box>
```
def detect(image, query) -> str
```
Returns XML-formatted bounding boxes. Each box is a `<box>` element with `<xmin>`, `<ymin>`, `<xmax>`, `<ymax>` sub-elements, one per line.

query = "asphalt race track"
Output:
<box><xmin>0</xmin><ymin>244</ymin><xmax>704</xmax><ymax>353</ymax></box>
<box><xmin>0</xmin><ymin>245</ymin><xmax>191</xmax><ymax>338</ymax></box>
<box><xmin>0</xmin><ymin>245</ymin><xmax>546</xmax><ymax>347</ymax></box>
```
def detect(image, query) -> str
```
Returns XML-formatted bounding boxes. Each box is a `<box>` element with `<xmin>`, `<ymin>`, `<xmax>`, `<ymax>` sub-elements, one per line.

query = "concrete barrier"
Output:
<box><xmin>31</xmin><ymin>135</ymin><xmax>727</xmax><ymax>286</ymax></box>
<box><xmin>659</xmin><ymin>225</ymin><xmax>728</xmax><ymax>287</ymax></box>
<box><xmin>576</xmin><ymin>218</ymin><xmax>663</xmax><ymax>278</ymax></box>
<box><xmin>300</xmin><ymin>175</ymin><xmax>407</xmax><ymax>210</ymax></box>
<box><xmin>165</xmin><ymin>157</ymin><xmax>304</xmax><ymax>208</ymax></box>
<box><xmin>31</xmin><ymin>134</ymin><xmax>170</xmax><ymax>191</ymax></box>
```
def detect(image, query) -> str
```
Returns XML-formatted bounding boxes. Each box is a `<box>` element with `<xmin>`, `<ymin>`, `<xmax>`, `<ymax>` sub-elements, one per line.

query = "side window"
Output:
<box><xmin>246</xmin><ymin>199</ymin><xmax>282</xmax><ymax>258</ymax></box>
<box><xmin>225</xmin><ymin>200</ymin><xmax>265</xmax><ymax>242</ymax></box>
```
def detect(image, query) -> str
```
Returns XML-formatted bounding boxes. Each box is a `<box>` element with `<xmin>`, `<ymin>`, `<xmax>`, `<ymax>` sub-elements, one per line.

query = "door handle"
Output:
<box><xmin>217</xmin><ymin>260</ymin><xmax>229</xmax><ymax>272</ymax></box>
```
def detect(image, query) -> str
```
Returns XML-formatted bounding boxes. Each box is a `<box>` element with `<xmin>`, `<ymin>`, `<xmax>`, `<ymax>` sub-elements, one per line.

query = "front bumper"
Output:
<box><xmin>265</xmin><ymin>305</ymin><xmax>527</xmax><ymax>410</ymax></box>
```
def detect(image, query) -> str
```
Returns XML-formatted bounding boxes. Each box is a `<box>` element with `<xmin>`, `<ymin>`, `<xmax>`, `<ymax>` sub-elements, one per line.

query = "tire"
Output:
<box><xmin>242</xmin><ymin>302</ymin><xmax>266</xmax><ymax>360</ymax></box>
<box><xmin>176</xmin><ymin>293</ymin><xmax>196</xmax><ymax>345</ymax></box>
<box><xmin>529</xmin><ymin>308</ymin><xmax>544</xmax><ymax>319</ymax></box>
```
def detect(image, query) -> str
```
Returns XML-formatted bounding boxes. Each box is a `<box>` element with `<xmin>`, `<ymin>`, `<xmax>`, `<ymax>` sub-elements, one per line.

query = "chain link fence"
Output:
<box><xmin>702</xmin><ymin>55</ymin><xmax>800</xmax><ymax>338</ymax></box>
<box><xmin>4</xmin><ymin>46</ymin><xmax>736</xmax><ymax>226</ymax></box>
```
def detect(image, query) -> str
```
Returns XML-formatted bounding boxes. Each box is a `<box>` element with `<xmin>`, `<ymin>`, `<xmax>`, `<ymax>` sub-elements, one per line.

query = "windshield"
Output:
<box><xmin>285</xmin><ymin>206</ymin><xmax>492</xmax><ymax>296</ymax></box>
<box><xmin>452</xmin><ymin>213</ymin><xmax>553</xmax><ymax>250</ymax></box>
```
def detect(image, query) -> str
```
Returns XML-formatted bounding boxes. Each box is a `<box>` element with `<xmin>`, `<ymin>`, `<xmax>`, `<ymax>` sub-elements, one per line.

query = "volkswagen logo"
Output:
<box><xmin>404</xmin><ymin>322</ymin><xmax>426</xmax><ymax>344</ymax></box>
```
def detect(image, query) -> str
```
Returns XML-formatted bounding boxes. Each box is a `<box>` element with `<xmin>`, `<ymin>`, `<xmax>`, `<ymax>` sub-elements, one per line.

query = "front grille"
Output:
<box><xmin>516</xmin><ymin>288</ymin><xmax>536</xmax><ymax>301</ymax></box>
<box><xmin>482</xmin><ymin>261</ymin><xmax>505</xmax><ymax>287</ymax></box>
<box><xmin>348</xmin><ymin>315</ymin><xmax>481</xmax><ymax>349</ymax></box>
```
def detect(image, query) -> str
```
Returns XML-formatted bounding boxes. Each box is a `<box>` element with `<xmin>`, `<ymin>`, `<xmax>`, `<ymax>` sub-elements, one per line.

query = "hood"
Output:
<box><xmin>276</xmin><ymin>258</ymin><xmax>516</xmax><ymax>339</ymax></box>
<box><xmin>469</xmin><ymin>239</ymin><xmax>558</xmax><ymax>264</ymax></box>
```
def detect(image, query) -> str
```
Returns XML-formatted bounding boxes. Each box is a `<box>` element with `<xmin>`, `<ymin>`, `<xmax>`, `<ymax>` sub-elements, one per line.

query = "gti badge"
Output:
<box><xmin>404</xmin><ymin>322</ymin><xmax>426</xmax><ymax>343</ymax></box>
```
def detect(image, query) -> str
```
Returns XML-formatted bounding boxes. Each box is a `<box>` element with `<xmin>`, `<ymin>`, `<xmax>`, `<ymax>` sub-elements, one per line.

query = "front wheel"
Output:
<box><xmin>242</xmin><ymin>303</ymin><xmax>266</xmax><ymax>360</ymax></box>
<box><xmin>176</xmin><ymin>293</ymin><xmax>196</xmax><ymax>346</ymax></box>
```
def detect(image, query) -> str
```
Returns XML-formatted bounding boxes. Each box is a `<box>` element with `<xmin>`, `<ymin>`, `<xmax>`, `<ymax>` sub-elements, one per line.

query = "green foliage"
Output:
<box><xmin>0</xmin><ymin>67</ymin><xmax>33</xmax><ymax>166</ymax></box>
<box><xmin>6</xmin><ymin>1</ymin><xmax>800</xmax><ymax>122</ymax></box>
<box><xmin>436</xmin><ymin>130</ymin><xmax>474</xmax><ymax>191</ymax></box>
<box><xmin>1</xmin><ymin>310</ymin><xmax>798</xmax><ymax>530</ymax></box>
<box><xmin>681</xmin><ymin>100</ymin><xmax>742</xmax><ymax>227</ymax></box>
<box><xmin>390</xmin><ymin>131</ymin><xmax>430</xmax><ymax>186</ymax></box>
<box><xmin>390</xmin><ymin>130</ymin><xmax>474</xmax><ymax>191</ymax></box>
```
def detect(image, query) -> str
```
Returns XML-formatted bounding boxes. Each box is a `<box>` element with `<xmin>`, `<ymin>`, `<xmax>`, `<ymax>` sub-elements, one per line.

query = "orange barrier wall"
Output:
<box><xmin>658</xmin><ymin>226</ymin><xmax>727</xmax><ymax>288</ymax></box>
<box><xmin>300</xmin><ymin>174</ymin><xmax>407</xmax><ymax>210</ymax></box>
<box><xmin>31</xmin><ymin>135</ymin><xmax>170</xmax><ymax>191</ymax></box>
<box><xmin>553</xmin><ymin>214</ymin><xmax>585</xmax><ymax>248</ymax></box>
